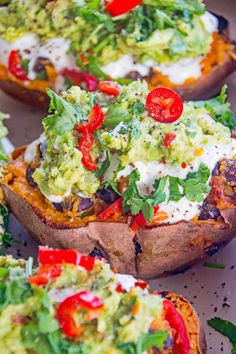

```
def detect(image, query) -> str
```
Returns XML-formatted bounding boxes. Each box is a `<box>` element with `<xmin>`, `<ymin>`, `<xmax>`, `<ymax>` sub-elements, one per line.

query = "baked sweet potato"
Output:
<box><xmin>1</xmin><ymin>148</ymin><xmax>236</xmax><ymax>280</ymax></box>
<box><xmin>0</xmin><ymin>14</ymin><xmax>235</xmax><ymax>107</ymax></box>
<box><xmin>0</xmin><ymin>249</ymin><xmax>206</xmax><ymax>353</ymax></box>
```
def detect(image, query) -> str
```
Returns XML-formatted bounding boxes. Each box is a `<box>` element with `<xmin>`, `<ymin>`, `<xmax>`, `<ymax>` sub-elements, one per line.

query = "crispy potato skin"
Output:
<box><xmin>161</xmin><ymin>292</ymin><xmax>207</xmax><ymax>354</ymax></box>
<box><xmin>0</xmin><ymin>17</ymin><xmax>235</xmax><ymax>106</ymax></box>
<box><xmin>2</xmin><ymin>180</ymin><xmax>236</xmax><ymax>280</ymax></box>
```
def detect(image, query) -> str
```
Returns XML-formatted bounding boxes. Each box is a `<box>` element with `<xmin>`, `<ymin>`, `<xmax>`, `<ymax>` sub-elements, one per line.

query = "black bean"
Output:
<box><xmin>198</xmin><ymin>200</ymin><xmax>220</xmax><ymax>220</ymax></box>
<box><xmin>78</xmin><ymin>198</ymin><xmax>93</xmax><ymax>212</ymax></box>
<box><xmin>133</xmin><ymin>240</ymin><xmax>142</xmax><ymax>254</ymax></box>
<box><xmin>39</xmin><ymin>142</ymin><xmax>47</xmax><ymax>158</ymax></box>
<box><xmin>26</xmin><ymin>166</ymin><xmax>37</xmax><ymax>187</ymax></box>
<box><xmin>52</xmin><ymin>202</ymin><xmax>64</xmax><ymax>212</ymax></box>
<box><xmin>205</xmin><ymin>242</ymin><xmax>226</xmax><ymax>256</ymax></box>
<box><xmin>89</xmin><ymin>247</ymin><xmax>105</xmax><ymax>258</ymax></box>
<box><xmin>33</xmin><ymin>56</ymin><xmax>49</xmax><ymax>73</ymax></box>
<box><xmin>96</xmin><ymin>187</ymin><xmax>119</xmax><ymax>204</ymax></box>
<box><xmin>164</xmin><ymin>336</ymin><xmax>174</xmax><ymax>350</ymax></box>
<box><xmin>224</xmin><ymin>159</ymin><xmax>236</xmax><ymax>187</ymax></box>
<box><xmin>126</xmin><ymin>71</ymin><xmax>143</xmax><ymax>80</ymax></box>
<box><xmin>212</xmin><ymin>162</ymin><xmax>220</xmax><ymax>176</ymax></box>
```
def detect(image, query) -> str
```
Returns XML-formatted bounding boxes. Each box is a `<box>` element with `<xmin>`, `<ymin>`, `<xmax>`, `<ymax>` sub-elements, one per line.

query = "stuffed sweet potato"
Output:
<box><xmin>1</xmin><ymin>81</ymin><xmax>236</xmax><ymax>279</ymax></box>
<box><xmin>0</xmin><ymin>1</ymin><xmax>235</xmax><ymax>107</ymax></box>
<box><xmin>0</xmin><ymin>247</ymin><xmax>206</xmax><ymax>354</ymax></box>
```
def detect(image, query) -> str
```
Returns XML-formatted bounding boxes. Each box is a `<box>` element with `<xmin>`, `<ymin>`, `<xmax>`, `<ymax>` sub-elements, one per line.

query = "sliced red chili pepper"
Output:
<box><xmin>116</xmin><ymin>283</ymin><xmax>127</xmax><ymax>293</ymax></box>
<box><xmin>8</xmin><ymin>50</ymin><xmax>28</xmax><ymax>81</ymax></box>
<box><xmin>106</xmin><ymin>0</ymin><xmax>142</xmax><ymax>16</ymax></box>
<box><xmin>135</xmin><ymin>281</ymin><xmax>148</xmax><ymax>290</ymax></box>
<box><xmin>163</xmin><ymin>300</ymin><xmax>190</xmax><ymax>354</ymax></box>
<box><xmin>76</xmin><ymin>104</ymin><xmax>105</xmax><ymax>133</ymax></box>
<box><xmin>28</xmin><ymin>264</ymin><xmax>61</xmax><ymax>286</ymax></box>
<box><xmin>146</xmin><ymin>87</ymin><xmax>183</xmax><ymax>124</ymax></box>
<box><xmin>38</xmin><ymin>248</ymin><xmax>95</xmax><ymax>271</ymax></box>
<box><xmin>162</xmin><ymin>133</ymin><xmax>176</xmax><ymax>147</ymax></box>
<box><xmin>98</xmin><ymin>198</ymin><xmax>123</xmax><ymax>220</ymax></box>
<box><xmin>62</xmin><ymin>68</ymin><xmax>98</xmax><ymax>92</ymax></box>
<box><xmin>57</xmin><ymin>291</ymin><xmax>104</xmax><ymax>339</ymax></box>
<box><xmin>79</xmin><ymin>129</ymin><xmax>98</xmax><ymax>171</ymax></box>
<box><xmin>98</xmin><ymin>81</ymin><xmax>120</xmax><ymax>96</ymax></box>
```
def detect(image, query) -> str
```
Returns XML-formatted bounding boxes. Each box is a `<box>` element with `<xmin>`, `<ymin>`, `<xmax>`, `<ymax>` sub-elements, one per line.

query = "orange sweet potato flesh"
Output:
<box><xmin>1</xmin><ymin>148</ymin><xmax>236</xmax><ymax>280</ymax></box>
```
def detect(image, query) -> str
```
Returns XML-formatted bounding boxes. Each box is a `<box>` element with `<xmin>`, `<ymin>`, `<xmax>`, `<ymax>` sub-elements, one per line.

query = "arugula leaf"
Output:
<box><xmin>194</xmin><ymin>85</ymin><xmax>236</xmax><ymax>130</ymax></box>
<box><xmin>86</xmin><ymin>54</ymin><xmax>107</xmax><ymax>80</ymax></box>
<box><xmin>208</xmin><ymin>317</ymin><xmax>236</xmax><ymax>354</ymax></box>
<box><xmin>122</xmin><ymin>169</ymin><xmax>141</xmax><ymax>214</ymax></box>
<box><xmin>43</xmin><ymin>89</ymin><xmax>80</xmax><ymax>135</ymax></box>
<box><xmin>118</xmin><ymin>330</ymin><xmax>168</xmax><ymax>353</ymax></box>
<box><xmin>104</xmin><ymin>107</ymin><xmax>133</xmax><ymax>130</ymax></box>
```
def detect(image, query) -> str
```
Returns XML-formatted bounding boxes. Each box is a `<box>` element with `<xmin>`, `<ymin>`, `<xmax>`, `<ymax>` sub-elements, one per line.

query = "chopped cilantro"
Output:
<box><xmin>208</xmin><ymin>317</ymin><xmax>236</xmax><ymax>354</ymax></box>
<box><xmin>194</xmin><ymin>85</ymin><xmax>236</xmax><ymax>130</ymax></box>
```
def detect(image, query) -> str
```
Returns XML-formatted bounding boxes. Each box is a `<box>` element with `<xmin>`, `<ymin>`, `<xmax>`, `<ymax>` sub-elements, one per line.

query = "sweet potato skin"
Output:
<box><xmin>161</xmin><ymin>291</ymin><xmax>207</xmax><ymax>354</ymax></box>
<box><xmin>2</xmin><ymin>183</ymin><xmax>236</xmax><ymax>280</ymax></box>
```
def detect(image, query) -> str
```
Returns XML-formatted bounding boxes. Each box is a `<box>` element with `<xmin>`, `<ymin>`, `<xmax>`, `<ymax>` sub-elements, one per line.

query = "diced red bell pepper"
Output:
<box><xmin>162</xmin><ymin>133</ymin><xmax>176</xmax><ymax>147</ymax></box>
<box><xmin>98</xmin><ymin>81</ymin><xmax>120</xmax><ymax>96</ymax></box>
<box><xmin>38</xmin><ymin>248</ymin><xmax>95</xmax><ymax>271</ymax></box>
<box><xmin>62</xmin><ymin>68</ymin><xmax>98</xmax><ymax>92</ymax></box>
<box><xmin>98</xmin><ymin>198</ymin><xmax>123</xmax><ymax>220</ymax></box>
<box><xmin>106</xmin><ymin>0</ymin><xmax>142</xmax><ymax>16</ymax></box>
<box><xmin>28</xmin><ymin>264</ymin><xmax>61</xmax><ymax>286</ymax></box>
<box><xmin>57</xmin><ymin>291</ymin><xmax>104</xmax><ymax>339</ymax></box>
<box><xmin>163</xmin><ymin>300</ymin><xmax>190</xmax><ymax>354</ymax></box>
<box><xmin>8</xmin><ymin>50</ymin><xmax>28</xmax><ymax>81</ymax></box>
<box><xmin>181</xmin><ymin>162</ymin><xmax>187</xmax><ymax>169</ymax></box>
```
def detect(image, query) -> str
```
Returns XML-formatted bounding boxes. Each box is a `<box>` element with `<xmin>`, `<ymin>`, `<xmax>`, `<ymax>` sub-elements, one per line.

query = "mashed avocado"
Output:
<box><xmin>0</xmin><ymin>255</ymin><xmax>166</xmax><ymax>354</ymax></box>
<box><xmin>31</xmin><ymin>81</ymin><xmax>233</xmax><ymax>201</ymax></box>
<box><xmin>0</xmin><ymin>0</ymin><xmax>211</xmax><ymax>68</ymax></box>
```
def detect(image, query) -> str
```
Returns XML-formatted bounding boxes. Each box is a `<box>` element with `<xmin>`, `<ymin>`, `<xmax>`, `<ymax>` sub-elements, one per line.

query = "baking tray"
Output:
<box><xmin>0</xmin><ymin>0</ymin><xmax>236</xmax><ymax>352</ymax></box>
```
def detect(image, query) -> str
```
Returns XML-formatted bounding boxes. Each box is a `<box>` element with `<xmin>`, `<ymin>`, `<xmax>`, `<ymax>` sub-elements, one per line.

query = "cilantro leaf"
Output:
<box><xmin>43</xmin><ymin>89</ymin><xmax>80</xmax><ymax>135</ymax></box>
<box><xmin>194</xmin><ymin>85</ymin><xmax>236</xmax><ymax>130</ymax></box>
<box><xmin>208</xmin><ymin>317</ymin><xmax>236</xmax><ymax>354</ymax></box>
<box><xmin>118</xmin><ymin>330</ymin><xmax>168</xmax><ymax>353</ymax></box>
<box><xmin>182</xmin><ymin>163</ymin><xmax>211</xmax><ymax>202</ymax></box>
<box><xmin>168</xmin><ymin>176</ymin><xmax>183</xmax><ymax>202</ymax></box>
<box><xmin>0</xmin><ymin>204</ymin><xmax>14</xmax><ymax>255</ymax></box>
<box><xmin>95</xmin><ymin>151</ymin><xmax>111</xmax><ymax>178</ymax></box>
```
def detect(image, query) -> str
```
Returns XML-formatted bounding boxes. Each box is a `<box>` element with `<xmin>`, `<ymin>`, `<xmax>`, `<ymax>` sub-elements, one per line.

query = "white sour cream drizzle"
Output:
<box><xmin>0</xmin><ymin>12</ymin><xmax>218</xmax><ymax>87</ymax></box>
<box><xmin>117</xmin><ymin>139</ymin><xmax>236</xmax><ymax>224</ymax></box>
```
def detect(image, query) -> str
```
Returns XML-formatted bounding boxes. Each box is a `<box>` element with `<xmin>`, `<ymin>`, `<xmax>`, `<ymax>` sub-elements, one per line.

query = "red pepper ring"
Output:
<box><xmin>8</xmin><ymin>50</ymin><xmax>29</xmax><ymax>81</ymax></box>
<box><xmin>28</xmin><ymin>264</ymin><xmax>62</xmax><ymax>286</ymax></box>
<box><xmin>57</xmin><ymin>291</ymin><xmax>104</xmax><ymax>339</ymax></box>
<box><xmin>38</xmin><ymin>248</ymin><xmax>95</xmax><ymax>271</ymax></box>
<box><xmin>98</xmin><ymin>198</ymin><xmax>123</xmax><ymax>220</ymax></box>
<box><xmin>163</xmin><ymin>300</ymin><xmax>190</xmax><ymax>354</ymax></box>
<box><xmin>106</xmin><ymin>0</ymin><xmax>142</xmax><ymax>16</ymax></box>
<box><xmin>146</xmin><ymin>87</ymin><xmax>183</xmax><ymax>124</ymax></box>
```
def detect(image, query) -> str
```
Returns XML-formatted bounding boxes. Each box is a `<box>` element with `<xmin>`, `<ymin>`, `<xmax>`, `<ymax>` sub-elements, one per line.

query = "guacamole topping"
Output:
<box><xmin>0</xmin><ymin>0</ymin><xmax>218</xmax><ymax>87</ymax></box>
<box><xmin>0</xmin><ymin>248</ymin><xmax>176</xmax><ymax>354</ymax></box>
<box><xmin>26</xmin><ymin>82</ymin><xmax>236</xmax><ymax>225</ymax></box>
